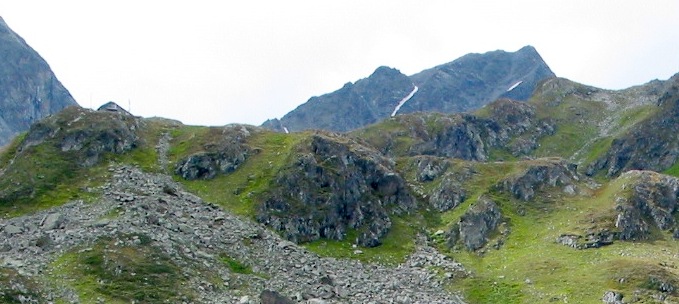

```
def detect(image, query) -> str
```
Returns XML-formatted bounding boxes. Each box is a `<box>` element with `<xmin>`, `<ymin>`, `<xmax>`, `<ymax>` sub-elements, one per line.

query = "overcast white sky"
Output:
<box><xmin>1</xmin><ymin>1</ymin><xmax>678</xmax><ymax>126</ymax></box>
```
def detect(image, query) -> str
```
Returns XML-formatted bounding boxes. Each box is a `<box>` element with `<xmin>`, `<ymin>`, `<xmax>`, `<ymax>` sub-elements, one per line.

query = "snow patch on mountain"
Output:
<box><xmin>507</xmin><ymin>81</ymin><xmax>523</xmax><ymax>92</ymax></box>
<box><xmin>391</xmin><ymin>85</ymin><xmax>419</xmax><ymax>117</ymax></box>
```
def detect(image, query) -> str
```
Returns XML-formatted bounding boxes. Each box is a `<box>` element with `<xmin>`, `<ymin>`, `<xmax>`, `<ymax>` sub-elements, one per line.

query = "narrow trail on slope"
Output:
<box><xmin>156</xmin><ymin>132</ymin><xmax>171</xmax><ymax>173</ymax></box>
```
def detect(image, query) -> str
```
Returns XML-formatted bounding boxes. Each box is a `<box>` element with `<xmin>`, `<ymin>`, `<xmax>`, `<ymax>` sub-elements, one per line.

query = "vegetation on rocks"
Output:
<box><xmin>49</xmin><ymin>233</ymin><xmax>191</xmax><ymax>303</ymax></box>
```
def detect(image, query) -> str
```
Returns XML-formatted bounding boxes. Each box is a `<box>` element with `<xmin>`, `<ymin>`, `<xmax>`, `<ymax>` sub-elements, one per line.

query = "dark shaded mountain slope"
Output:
<box><xmin>264</xmin><ymin>46</ymin><xmax>554</xmax><ymax>133</ymax></box>
<box><xmin>263</xmin><ymin>66</ymin><xmax>414</xmax><ymax>132</ymax></box>
<box><xmin>0</xmin><ymin>17</ymin><xmax>78</xmax><ymax>146</ymax></box>
<box><xmin>402</xmin><ymin>45</ymin><xmax>554</xmax><ymax>114</ymax></box>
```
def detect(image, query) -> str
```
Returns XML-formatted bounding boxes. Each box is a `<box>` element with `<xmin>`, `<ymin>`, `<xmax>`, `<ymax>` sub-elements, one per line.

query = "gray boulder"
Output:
<box><xmin>496</xmin><ymin>158</ymin><xmax>579</xmax><ymax>201</ymax></box>
<box><xmin>456</xmin><ymin>197</ymin><xmax>502</xmax><ymax>251</ymax></box>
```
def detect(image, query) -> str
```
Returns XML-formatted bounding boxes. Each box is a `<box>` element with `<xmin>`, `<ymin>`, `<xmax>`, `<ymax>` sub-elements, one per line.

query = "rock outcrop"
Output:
<box><xmin>495</xmin><ymin>158</ymin><xmax>580</xmax><ymax>201</ymax></box>
<box><xmin>0</xmin><ymin>17</ymin><xmax>78</xmax><ymax>146</ymax></box>
<box><xmin>175</xmin><ymin>125</ymin><xmax>257</xmax><ymax>180</ymax></box>
<box><xmin>19</xmin><ymin>106</ymin><xmax>140</xmax><ymax>167</ymax></box>
<box><xmin>587</xmin><ymin>73</ymin><xmax>679</xmax><ymax>177</ymax></box>
<box><xmin>356</xmin><ymin>98</ymin><xmax>554</xmax><ymax>160</ymax></box>
<box><xmin>263</xmin><ymin>46</ymin><xmax>554</xmax><ymax>133</ymax></box>
<box><xmin>429</xmin><ymin>176</ymin><xmax>467</xmax><ymax>212</ymax></box>
<box><xmin>447</xmin><ymin>197</ymin><xmax>503</xmax><ymax>251</ymax></box>
<box><xmin>614</xmin><ymin>171</ymin><xmax>679</xmax><ymax>241</ymax></box>
<box><xmin>256</xmin><ymin>133</ymin><xmax>416</xmax><ymax>247</ymax></box>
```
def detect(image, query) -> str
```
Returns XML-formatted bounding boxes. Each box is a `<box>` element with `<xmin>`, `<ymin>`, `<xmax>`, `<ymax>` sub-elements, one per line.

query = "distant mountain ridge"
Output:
<box><xmin>0</xmin><ymin>16</ymin><xmax>78</xmax><ymax>146</ymax></box>
<box><xmin>263</xmin><ymin>45</ymin><xmax>555</xmax><ymax>132</ymax></box>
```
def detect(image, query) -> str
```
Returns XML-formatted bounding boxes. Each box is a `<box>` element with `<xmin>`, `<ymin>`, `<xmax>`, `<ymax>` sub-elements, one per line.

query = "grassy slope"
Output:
<box><xmin>48</xmin><ymin>233</ymin><xmax>192</xmax><ymax>303</ymax></box>
<box><xmin>387</xmin><ymin>147</ymin><xmax>679</xmax><ymax>303</ymax></box>
<box><xmin>167</xmin><ymin>126</ymin><xmax>306</xmax><ymax>217</ymax></box>
<box><xmin>527</xmin><ymin>80</ymin><xmax>659</xmax><ymax>167</ymax></box>
<box><xmin>405</xmin><ymin>160</ymin><xmax>679</xmax><ymax>303</ymax></box>
<box><xmin>168</xmin><ymin>126</ymin><xmax>422</xmax><ymax>265</ymax></box>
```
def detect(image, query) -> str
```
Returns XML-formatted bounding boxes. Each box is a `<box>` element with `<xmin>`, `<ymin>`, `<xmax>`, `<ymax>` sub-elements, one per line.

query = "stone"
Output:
<box><xmin>260</xmin><ymin>290</ymin><xmax>294</xmax><ymax>304</ymax></box>
<box><xmin>41</xmin><ymin>213</ymin><xmax>65</xmax><ymax>230</ymax></box>
<box><xmin>602</xmin><ymin>291</ymin><xmax>624</xmax><ymax>304</ymax></box>
<box><xmin>3</xmin><ymin>224</ymin><xmax>22</xmax><ymax>235</ymax></box>
<box><xmin>458</xmin><ymin>197</ymin><xmax>502</xmax><ymax>251</ymax></box>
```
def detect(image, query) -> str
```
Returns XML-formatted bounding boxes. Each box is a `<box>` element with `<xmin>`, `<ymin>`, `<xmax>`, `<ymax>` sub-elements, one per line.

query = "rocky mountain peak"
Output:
<box><xmin>263</xmin><ymin>46</ymin><xmax>555</xmax><ymax>133</ymax></box>
<box><xmin>0</xmin><ymin>16</ymin><xmax>78</xmax><ymax>147</ymax></box>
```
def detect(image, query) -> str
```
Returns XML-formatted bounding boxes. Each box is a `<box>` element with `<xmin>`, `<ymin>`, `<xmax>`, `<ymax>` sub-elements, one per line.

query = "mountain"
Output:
<box><xmin>263</xmin><ymin>45</ymin><xmax>554</xmax><ymax>133</ymax></box>
<box><xmin>3</xmin><ymin>71</ymin><xmax>679</xmax><ymax>303</ymax></box>
<box><xmin>0</xmin><ymin>17</ymin><xmax>78</xmax><ymax>147</ymax></box>
<box><xmin>2</xmin><ymin>31</ymin><xmax>679</xmax><ymax>302</ymax></box>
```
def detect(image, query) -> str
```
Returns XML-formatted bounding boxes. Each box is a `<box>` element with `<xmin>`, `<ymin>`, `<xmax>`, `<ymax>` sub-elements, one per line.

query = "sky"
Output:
<box><xmin>1</xmin><ymin>1</ymin><xmax>678</xmax><ymax>126</ymax></box>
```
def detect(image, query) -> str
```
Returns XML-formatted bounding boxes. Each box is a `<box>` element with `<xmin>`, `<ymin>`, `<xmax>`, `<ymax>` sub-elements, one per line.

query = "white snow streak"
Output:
<box><xmin>391</xmin><ymin>85</ymin><xmax>419</xmax><ymax>117</ymax></box>
<box><xmin>507</xmin><ymin>81</ymin><xmax>523</xmax><ymax>92</ymax></box>
<box><xmin>283</xmin><ymin>127</ymin><xmax>289</xmax><ymax>134</ymax></box>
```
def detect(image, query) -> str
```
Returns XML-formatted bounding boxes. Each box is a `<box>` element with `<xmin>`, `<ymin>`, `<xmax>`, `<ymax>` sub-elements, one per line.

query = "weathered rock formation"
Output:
<box><xmin>175</xmin><ymin>125</ymin><xmax>257</xmax><ymax>180</ymax></box>
<box><xmin>447</xmin><ymin>197</ymin><xmax>503</xmax><ymax>251</ymax></box>
<box><xmin>495</xmin><ymin>158</ymin><xmax>580</xmax><ymax>201</ymax></box>
<box><xmin>356</xmin><ymin>98</ymin><xmax>554</xmax><ymax>160</ymax></box>
<box><xmin>614</xmin><ymin>170</ymin><xmax>679</xmax><ymax>241</ymax></box>
<box><xmin>587</xmin><ymin>73</ymin><xmax>679</xmax><ymax>177</ymax></box>
<box><xmin>256</xmin><ymin>133</ymin><xmax>416</xmax><ymax>247</ymax></box>
<box><xmin>19</xmin><ymin>106</ymin><xmax>140</xmax><ymax>167</ymax></box>
<box><xmin>0</xmin><ymin>17</ymin><xmax>78</xmax><ymax>146</ymax></box>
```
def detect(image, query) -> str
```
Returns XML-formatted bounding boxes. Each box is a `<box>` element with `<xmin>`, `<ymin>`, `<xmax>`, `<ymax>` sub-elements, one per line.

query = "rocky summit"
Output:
<box><xmin>263</xmin><ymin>45</ymin><xmax>554</xmax><ymax>133</ymax></box>
<box><xmin>0</xmin><ymin>17</ymin><xmax>78</xmax><ymax>147</ymax></box>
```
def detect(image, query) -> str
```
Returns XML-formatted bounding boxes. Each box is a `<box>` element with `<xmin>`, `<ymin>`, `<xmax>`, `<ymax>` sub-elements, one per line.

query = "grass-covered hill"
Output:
<box><xmin>1</xmin><ymin>72</ymin><xmax>679</xmax><ymax>303</ymax></box>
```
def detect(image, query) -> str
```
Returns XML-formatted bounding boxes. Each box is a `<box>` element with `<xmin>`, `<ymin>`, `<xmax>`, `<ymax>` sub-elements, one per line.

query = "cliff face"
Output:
<box><xmin>0</xmin><ymin>17</ymin><xmax>78</xmax><ymax>146</ymax></box>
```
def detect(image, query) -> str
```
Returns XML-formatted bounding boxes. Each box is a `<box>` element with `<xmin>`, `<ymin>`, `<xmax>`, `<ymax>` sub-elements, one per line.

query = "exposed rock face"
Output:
<box><xmin>614</xmin><ymin>171</ymin><xmax>679</xmax><ymax>241</ymax></box>
<box><xmin>0</xmin><ymin>17</ymin><xmax>78</xmax><ymax>146</ymax></box>
<box><xmin>263</xmin><ymin>46</ymin><xmax>554</xmax><ymax>133</ymax></box>
<box><xmin>175</xmin><ymin>125</ymin><xmax>256</xmax><ymax>180</ymax></box>
<box><xmin>429</xmin><ymin>176</ymin><xmax>467</xmax><ymax>212</ymax></box>
<box><xmin>402</xmin><ymin>45</ymin><xmax>555</xmax><ymax>114</ymax></box>
<box><xmin>256</xmin><ymin>134</ymin><xmax>416</xmax><ymax>247</ymax></box>
<box><xmin>448</xmin><ymin>197</ymin><xmax>502</xmax><ymax>251</ymax></box>
<box><xmin>414</xmin><ymin>156</ymin><xmax>450</xmax><ymax>182</ymax></box>
<box><xmin>357</xmin><ymin>98</ymin><xmax>554</xmax><ymax>160</ymax></box>
<box><xmin>588</xmin><ymin>73</ymin><xmax>679</xmax><ymax>177</ymax></box>
<box><xmin>19</xmin><ymin>106</ymin><xmax>139</xmax><ymax>167</ymax></box>
<box><xmin>496</xmin><ymin>158</ymin><xmax>580</xmax><ymax>201</ymax></box>
<box><xmin>263</xmin><ymin>66</ymin><xmax>414</xmax><ymax>132</ymax></box>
